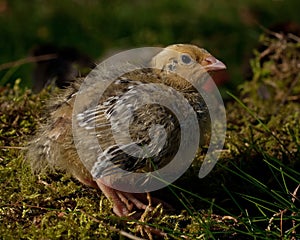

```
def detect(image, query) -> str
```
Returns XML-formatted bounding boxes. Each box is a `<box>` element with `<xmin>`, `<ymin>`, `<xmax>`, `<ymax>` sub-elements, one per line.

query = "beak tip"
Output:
<box><xmin>206</xmin><ymin>60</ymin><xmax>227</xmax><ymax>71</ymax></box>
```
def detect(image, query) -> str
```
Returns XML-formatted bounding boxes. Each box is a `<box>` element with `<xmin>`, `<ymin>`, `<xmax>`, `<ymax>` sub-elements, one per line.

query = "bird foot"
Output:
<box><xmin>95</xmin><ymin>179</ymin><xmax>153</xmax><ymax>217</ymax></box>
<box><xmin>95</xmin><ymin>180</ymin><xmax>168</xmax><ymax>238</ymax></box>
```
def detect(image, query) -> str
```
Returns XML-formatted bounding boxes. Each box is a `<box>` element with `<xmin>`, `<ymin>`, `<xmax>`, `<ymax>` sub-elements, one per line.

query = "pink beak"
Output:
<box><xmin>203</xmin><ymin>56</ymin><xmax>227</xmax><ymax>71</ymax></box>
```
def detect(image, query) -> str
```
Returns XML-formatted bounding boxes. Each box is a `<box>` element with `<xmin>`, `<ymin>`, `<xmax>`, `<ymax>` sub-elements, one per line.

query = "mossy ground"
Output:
<box><xmin>1</xmin><ymin>33</ymin><xmax>300</xmax><ymax>239</ymax></box>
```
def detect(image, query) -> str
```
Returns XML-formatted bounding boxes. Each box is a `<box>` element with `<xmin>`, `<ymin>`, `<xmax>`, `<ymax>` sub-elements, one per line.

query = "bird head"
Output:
<box><xmin>151</xmin><ymin>44</ymin><xmax>226</xmax><ymax>90</ymax></box>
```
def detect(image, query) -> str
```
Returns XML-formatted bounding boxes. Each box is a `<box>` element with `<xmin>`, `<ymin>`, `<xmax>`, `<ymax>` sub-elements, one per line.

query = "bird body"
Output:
<box><xmin>28</xmin><ymin>44</ymin><xmax>226</xmax><ymax>216</ymax></box>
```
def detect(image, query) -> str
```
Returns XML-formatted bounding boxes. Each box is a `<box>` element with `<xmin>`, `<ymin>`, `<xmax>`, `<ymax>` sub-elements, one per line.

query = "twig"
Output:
<box><xmin>259</xmin><ymin>25</ymin><xmax>284</xmax><ymax>40</ymax></box>
<box><xmin>287</xmin><ymin>33</ymin><xmax>300</xmax><ymax>42</ymax></box>
<box><xmin>290</xmin><ymin>184</ymin><xmax>300</xmax><ymax>239</ymax></box>
<box><xmin>1</xmin><ymin>203</ymin><xmax>56</xmax><ymax>211</ymax></box>
<box><xmin>0</xmin><ymin>54</ymin><xmax>57</xmax><ymax>71</ymax></box>
<box><xmin>78</xmin><ymin>209</ymin><xmax>145</xmax><ymax>240</ymax></box>
<box><xmin>267</xmin><ymin>184</ymin><xmax>300</xmax><ymax>238</ymax></box>
<box><xmin>290</xmin><ymin>184</ymin><xmax>300</xmax><ymax>204</ymax></box>
<box><xmin>0</xmin><ymin>145</ymin><xmax>27</xmax><ymax>150</ymax></box>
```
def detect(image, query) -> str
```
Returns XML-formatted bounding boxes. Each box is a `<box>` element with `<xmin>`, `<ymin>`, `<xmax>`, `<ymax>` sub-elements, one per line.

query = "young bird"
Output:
<box><xmin>27</xmin><ymin>44</ymin><xmax>226</xmax><ymax>217</ymax></box>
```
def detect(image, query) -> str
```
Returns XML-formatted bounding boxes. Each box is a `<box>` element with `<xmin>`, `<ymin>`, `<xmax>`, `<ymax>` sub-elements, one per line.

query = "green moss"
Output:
<box><xmin>227</xmin><ymin>32</ymin><xmax>300</xmax><ymax>162</ymax></box>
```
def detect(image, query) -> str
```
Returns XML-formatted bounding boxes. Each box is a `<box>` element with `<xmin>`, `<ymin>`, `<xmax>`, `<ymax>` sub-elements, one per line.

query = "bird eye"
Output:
<box><xmin>180</xmin><ymin>54</ymin><xmax>192</xmax><ymax>65</ymax></box>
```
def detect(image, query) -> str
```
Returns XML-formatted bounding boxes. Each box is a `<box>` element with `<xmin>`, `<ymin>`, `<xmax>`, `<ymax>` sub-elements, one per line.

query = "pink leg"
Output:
<box><xmin>95</xmin><ymin>179</ymin><xmax>150</xmax><ymax>217</ymax></box>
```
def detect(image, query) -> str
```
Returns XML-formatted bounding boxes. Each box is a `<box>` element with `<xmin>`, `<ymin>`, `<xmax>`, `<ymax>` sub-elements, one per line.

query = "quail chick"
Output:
<box><xmin>27</xmin><ymin>44</ymin><xmax>226</xmax><ymax>217</ymax></box>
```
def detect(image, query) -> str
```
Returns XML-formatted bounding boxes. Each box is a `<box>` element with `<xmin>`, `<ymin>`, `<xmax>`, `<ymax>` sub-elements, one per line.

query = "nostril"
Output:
<box><xmin>204</xmin><ymin>56</ymin><xmax>217</xmax><ymax>65</ymax></box>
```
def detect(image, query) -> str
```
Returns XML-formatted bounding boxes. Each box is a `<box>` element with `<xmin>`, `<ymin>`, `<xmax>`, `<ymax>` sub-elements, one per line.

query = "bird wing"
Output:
<box><xmin>75</xmin><ymin>75</ymin><xmax>180</xmax><ymax>180</ymax></box>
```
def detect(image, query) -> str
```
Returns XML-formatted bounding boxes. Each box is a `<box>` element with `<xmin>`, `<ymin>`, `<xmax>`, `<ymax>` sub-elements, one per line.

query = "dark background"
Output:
<box><xmin>0</xmin><ymin>0</ymin><xmax>299</xmax><ymax>90</ymax></box>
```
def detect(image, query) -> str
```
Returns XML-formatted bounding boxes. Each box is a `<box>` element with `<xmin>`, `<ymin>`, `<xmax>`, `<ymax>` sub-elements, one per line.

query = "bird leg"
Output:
<box><xmin>95</xmin><ymin>180</ymin><xmax>168</xmax><ymax>238</ymax></box>
<box><xmin>95</xmin><ymin>179</ymin><xmax>152</xmax><ymax>217</ymax></box>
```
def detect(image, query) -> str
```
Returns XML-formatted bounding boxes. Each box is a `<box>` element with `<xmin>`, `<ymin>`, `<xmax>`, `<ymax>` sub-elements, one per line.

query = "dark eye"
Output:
<box><xmin>181</xmin><ymin>54</ymin><xmax>192</xmax><ymax>64</ymax></box>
